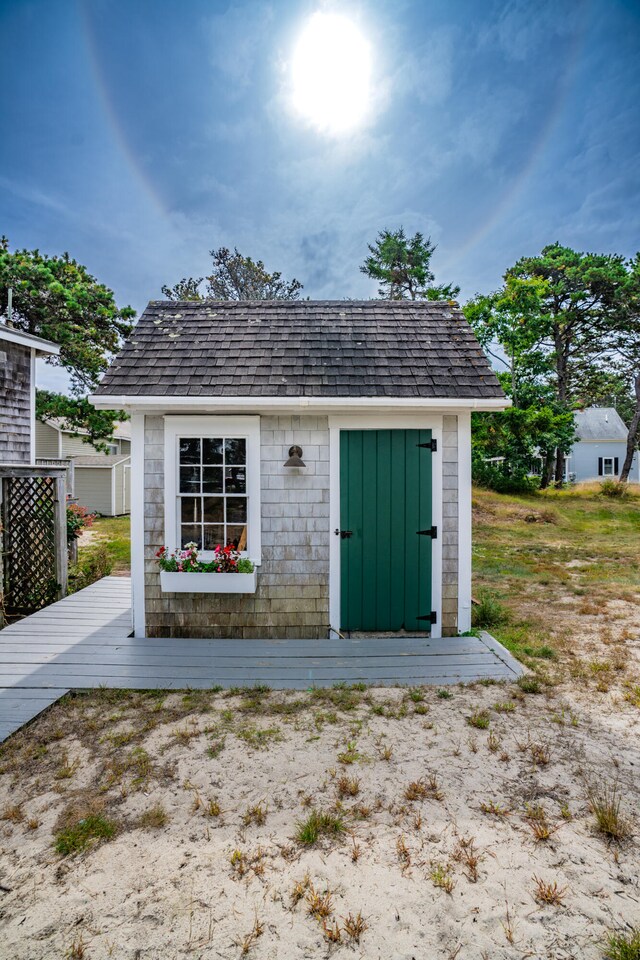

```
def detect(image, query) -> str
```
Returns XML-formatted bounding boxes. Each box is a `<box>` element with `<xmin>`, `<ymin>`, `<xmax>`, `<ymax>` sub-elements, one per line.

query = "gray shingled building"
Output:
<box><xmin>91</xmin><ymin>300</ymin><xmax>508</xmax><ymax>640</ymax></box>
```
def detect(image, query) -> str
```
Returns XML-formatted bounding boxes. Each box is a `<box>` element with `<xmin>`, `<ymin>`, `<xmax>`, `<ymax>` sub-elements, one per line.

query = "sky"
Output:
<box><xmin>0</xmin><ymin>0</ymin><xmax>639</xmax><ymax>392</ymax></box>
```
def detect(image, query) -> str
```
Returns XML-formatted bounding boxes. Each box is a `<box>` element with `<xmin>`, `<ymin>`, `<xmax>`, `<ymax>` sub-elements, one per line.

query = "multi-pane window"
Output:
<box><xmin>178</xmin><ymin>437</ymin><xmax>247</xmax><ymax>550</ymax></box>
<box><xmin>603</xmin><ymin>457</ymin><xmax>614</xmax><ymax>476</ymax></box>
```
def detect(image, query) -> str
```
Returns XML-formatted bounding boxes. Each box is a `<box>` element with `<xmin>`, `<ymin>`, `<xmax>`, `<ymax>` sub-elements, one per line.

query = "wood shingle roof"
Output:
<box><xmin>94</xmin><ymin>300</ymin><xmax>504</xmax><ymax>400</ymax></box>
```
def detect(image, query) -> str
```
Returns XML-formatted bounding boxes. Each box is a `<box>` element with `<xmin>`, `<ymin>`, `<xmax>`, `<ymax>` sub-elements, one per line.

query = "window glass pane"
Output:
<box><xmin>226</xmin><ymin>524</ymin><xmax>245</xmax><ymax>549</ymax></box>
<box><xmin>203</xmin><ymin>438</ymin><xmax>223</xmax><ymax>464</ymax></box>
<box><xmin>202</xmin><ymin>467</ymin><xmax>223</xmax><ymax>493</ymax></box>
<box><xmin>181</xmin><ymin>525</ymin><xmax>202</xmax><ymax>549</ymax></box>
<box><xmin>225</xmin><ymin>438</ymin><xmax>246</xmax><ymax>464</ymax></box>
<box><xmin>180</xmin><ymin>497</ymin><xmax>201</xmax><ymax>523</ymax></box>
<box><xmin>604</xmin><ymin>459</ymin><xmax>613</xmax><ymax>476</ymax></box>
<box><xmin>179</xmin><ymin>466</ymin><xmax>200</xmax><ymax>493</ymax></box>
<box><xmin>179</xmin><ymin>438</ymin><xmax>200</xmax><ymax>464</ymax></box>
<box><xmin>203</xmin><ymin>525</ymin><xmax>225</xmax><ymax>550</ymax></box>
<box><xmin>226</xmin><ymin>496</ymin><xmax>247</xmax><ymax>523</ymax></box>
<box><xmin>225</xmin><ymin>467</ymin><xmax>246</xmax><ymax>493</ymax></box>
<box><xmin>202</xmin><ymin>497</ymin><xmax>224</xmax><ymax>523</ymax></box>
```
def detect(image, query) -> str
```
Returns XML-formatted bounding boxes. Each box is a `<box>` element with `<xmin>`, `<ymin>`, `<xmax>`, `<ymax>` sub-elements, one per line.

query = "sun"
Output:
<box><xmin>290</xmin><ymin>12</ymin><xmax>372</xmax><ymax>136</ymax></box>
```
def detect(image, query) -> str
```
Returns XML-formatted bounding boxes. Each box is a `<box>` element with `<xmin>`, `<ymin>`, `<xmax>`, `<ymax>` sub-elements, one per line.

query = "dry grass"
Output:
<box><xmin>588</xmin><ymin>782</ymin><xmax>631</xmax><ymax>841</ymax></box>
<box><xmin>532</xmin><ymin>875</ymin><xmax>567</xmax><ymax>906</ymax></box>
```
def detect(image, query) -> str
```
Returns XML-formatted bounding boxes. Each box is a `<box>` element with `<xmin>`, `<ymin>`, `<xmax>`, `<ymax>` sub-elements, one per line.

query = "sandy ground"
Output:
<box><xmin>0</xmin><ymin>678</ymin><xmax>638</xmax><ymax>960</ymax></box>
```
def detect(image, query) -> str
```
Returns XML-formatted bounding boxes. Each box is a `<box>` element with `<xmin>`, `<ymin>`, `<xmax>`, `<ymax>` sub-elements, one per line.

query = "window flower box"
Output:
<box><xmin>159</xmin><ymin>569</ymin><xmax>257</xmax><ymax>594</ymax></box>
<box><xmin>156</xmin><ymin>543</ymin><xmax>256</xmax><ymax>594</ymax></box>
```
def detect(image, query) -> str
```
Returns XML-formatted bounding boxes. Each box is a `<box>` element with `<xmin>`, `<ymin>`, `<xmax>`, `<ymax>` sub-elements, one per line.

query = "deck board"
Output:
<box><xmin>0</xmin><ymin>577</ymin><xmax>522</xmax><ymax>742</ymax></box>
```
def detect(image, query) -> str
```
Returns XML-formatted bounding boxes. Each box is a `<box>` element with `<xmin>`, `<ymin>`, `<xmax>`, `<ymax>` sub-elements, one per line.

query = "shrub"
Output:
<box><xmin>600</xmin><ymin>479</ymin><xmax>630</xmax><ymax>500</ymax></box>
<box><xmin>68</xmin><ymin>544</ymin><xmax>113</xmax><ymax>593</ymax></box>
<box><xmin>472</xmin><ymin>590</ymin><xmax>510</xmax><ymax>629</ymax></box>
<box><xmin>472</xmin><ymin>457</ymin><xmax>540</xmax><ymax>495</ymax></box>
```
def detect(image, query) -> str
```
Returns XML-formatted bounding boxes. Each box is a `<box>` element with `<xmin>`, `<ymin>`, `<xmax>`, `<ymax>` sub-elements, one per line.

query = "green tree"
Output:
<box><xmin>0</xmin><ymin>236</ymin><xmax>134</xmax><ymax>447</ymax></box>
<box><xmin>161</xmin><ymin>277</ymin><xmax>205</xmax><ymax>301</ymax></box>
<box><xmin>360</xmin><ymin>228</ymin><xmax>460</xmax><ymax>301</ymax></box>
<box><xmin>162</xmin><ymin>247</ymin><xmax>304</xmax><ymax>301</ymax></box>
<box><xmin>505</xmin><ymin>243</ymin><xmax>628</xmax><ymax>482</ymax></box>
<box><xmin>614</xmin><ymin>252</ymin><xmax>640</xmax><ymax>482</ymax></box>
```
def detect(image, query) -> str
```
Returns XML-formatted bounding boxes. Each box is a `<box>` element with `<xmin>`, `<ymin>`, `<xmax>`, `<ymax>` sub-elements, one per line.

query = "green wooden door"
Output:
<box><xmin>339</xmin><ymin>429</ymin><xmax>434</xmax><ymax>632</ymax></box>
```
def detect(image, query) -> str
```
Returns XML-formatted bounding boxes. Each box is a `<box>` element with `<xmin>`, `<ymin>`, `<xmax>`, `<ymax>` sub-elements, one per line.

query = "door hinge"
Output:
<box><xmin>417</xmin><ymin>611</ymin><xmax>438</xmax><ymax>624</ymax></box>
<box><xmin>417</xmin><ymin>526</ymin><xmax>437</xmax><ymax>539</ymax></box>
<box><xmin>417</xmin><ymin>439</ymin><xmax>437</xmax><ymax>452</ymax></box>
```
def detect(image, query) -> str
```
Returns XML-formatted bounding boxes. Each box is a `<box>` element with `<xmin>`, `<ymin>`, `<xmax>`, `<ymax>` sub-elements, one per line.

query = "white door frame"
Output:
<box><xmin>328</xmin><ymin>415</ymin><xmax>443</xmax><ymax>639</ymax></box>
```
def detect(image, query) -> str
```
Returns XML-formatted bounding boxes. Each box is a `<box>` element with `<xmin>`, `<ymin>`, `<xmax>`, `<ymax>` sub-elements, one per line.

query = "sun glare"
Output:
<box><xmin>291</xmin><ymin>12</ymin><xmax>372</xmax><ymax>136</ymax></box>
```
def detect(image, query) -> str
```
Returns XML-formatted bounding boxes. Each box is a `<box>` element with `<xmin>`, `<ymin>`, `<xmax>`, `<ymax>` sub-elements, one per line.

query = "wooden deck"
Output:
<box><xmin>0</xmin><ymin>577</ymin><xmax>522</xmax><ymax>742</ymax></box>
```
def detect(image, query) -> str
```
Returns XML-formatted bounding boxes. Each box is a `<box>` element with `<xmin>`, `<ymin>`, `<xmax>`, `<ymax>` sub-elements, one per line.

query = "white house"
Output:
<box><xmin>90</xmin><ymin>300</ymin><xmax>509</xmax><ymax>640</ymax></box>
<box><xmin>571</xmin><ymin>407</ymin><xmax>639</xmax><ymax>482</ymax></box>
<box><xmin>36</xmin><ymin>418</ymin><xmax>131</xmax><ymax>516</ymax></box>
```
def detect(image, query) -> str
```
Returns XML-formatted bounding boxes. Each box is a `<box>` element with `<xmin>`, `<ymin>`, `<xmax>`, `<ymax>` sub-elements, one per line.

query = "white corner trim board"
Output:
<box><xmin>328</xmin><ymin>414</ymin><xmax>444</xmax><ymax>641</ymax></box>
<box><xmin>457</xmin><ymin>411</ymin><xmax>472</xmax><ymax>634</ymax></box>
<box><xmin>90</xmin><ymin>394</ymin><xmax>510</xmax><ymax>413</ymax></box>
<box><xmin>163</xmin><ymin>415</ymin><xmax>262</xmax><ymax>566</ymax></box>
<box><xmin>130</xmin><ymin>413</ymin><xmax>146</xmax><ymax>637</ymax></box>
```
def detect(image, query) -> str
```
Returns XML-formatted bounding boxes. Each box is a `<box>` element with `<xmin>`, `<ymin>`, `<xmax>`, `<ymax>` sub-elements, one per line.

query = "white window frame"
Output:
<box><xmin>163</xmin><ymin>415</ymin><xmax>261</xmax><ymax>565</ymax></box>
<box><xmin>602</xmin><ymin>457</ymin><xmax>614</xmax><ymax>477</ymax></box>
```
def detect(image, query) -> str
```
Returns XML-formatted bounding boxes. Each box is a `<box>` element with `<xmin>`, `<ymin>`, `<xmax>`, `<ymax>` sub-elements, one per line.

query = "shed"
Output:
<box><xmin>571</xmin><ymin>407</ymin><xmax>639</xmax><ymax>482</ymax></box>
<box><xmin>91</xmin><ymin>300</ymin><xmax>509</xmax><ymax>640</ymax></box>
<box><xmin>72</xmin><ymin>454</ymin><xmax>131</xmax><ymax>517</ymax></box>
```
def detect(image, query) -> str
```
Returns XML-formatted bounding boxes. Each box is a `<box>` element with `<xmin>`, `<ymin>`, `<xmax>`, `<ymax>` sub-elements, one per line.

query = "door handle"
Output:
<box><xmin>336</xmin><ymin>529</ymin><xmax>353</xmax><ymax>539</ymax></box>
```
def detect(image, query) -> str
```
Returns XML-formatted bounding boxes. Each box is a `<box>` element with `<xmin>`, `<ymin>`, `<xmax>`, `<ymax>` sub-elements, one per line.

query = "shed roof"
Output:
<box><xmin>93</xmin><ymin>300</ymin><xmax>504</xmax><ymax>400</ymax></box>
<box><xmin>0</xmin><ymin>322</ymin><xmax>60</xmax><ymax>357</ymax></box>
<box><xmin>42</xmin><ymin>417</ymin><xmax>131</xmax><ymax>441</ymax></box>
<box><xmin>72</xmin><ymin>454</ymin><xmax>131</xmax><ymax>467</ymax></box>
<box><xmin>574</xmin><ymin>407</ymin><xmax>628</xmax><ymax>441</ymax></box>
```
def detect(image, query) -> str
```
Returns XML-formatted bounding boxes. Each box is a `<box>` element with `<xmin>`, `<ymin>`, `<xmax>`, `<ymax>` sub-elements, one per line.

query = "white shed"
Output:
<box><xmin>73</xmin><ymin>454</ymin><xmax>131</xmax><ymax>516</ymax></box>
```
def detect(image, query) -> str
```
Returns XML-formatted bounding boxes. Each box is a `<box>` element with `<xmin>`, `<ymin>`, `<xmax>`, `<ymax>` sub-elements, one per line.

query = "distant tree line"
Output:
<box><xmin>1</xmin><ymin>231</ymin><xmax>638</xmax><ymax>484</ymax></box>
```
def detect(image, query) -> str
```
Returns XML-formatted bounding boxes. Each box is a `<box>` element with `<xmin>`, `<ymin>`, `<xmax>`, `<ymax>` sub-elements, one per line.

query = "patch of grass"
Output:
<box><xmin>605</xmin><ymin>927</ymin><xmax>640</xmax><ymax>960</ymax></box>
<box><xmin>137</xmin><ymin>803</ymin><xmax>168</xmax><ymax>829</ymax></box>
<box><xmin>1</xmin><ymin>804</ymin><xmax>24</xmax><ymax>823</ymax></box>
<box><xmin>404</xmin><ymin>775</ymin><xmax>443</xmax><ymax>802</ymax></box>
<box><xmin>305</xmin><ymin>883</ymin><xmax>334</xmax><ymax>919</ymax></box>
<box><xmin>311</xmin><ymin>685</ymin><xmax>363</xmax><ymax>712</ymax></box>
<box><xmin>480</xmin><ymin>799</ymin><xmax>510</xmax><ymax>818</ymax></box>
<box><xmin>337</xmin><ymin>741</ymin><xmax>362</xmax><ymax>764</ymax></box>
<box><xmin>531</xmin><ymin>875</ymin><xmax>567</xmax><ymax>906</ymax></box>
<box><xmin>78</xmin><ymin>514</ymin><xmax>130</xmax><ymax>574</ymax></box>
<box><xmin>437</xmin><ymin>688</ymin><xmax>453</xmax><ymax>699</ymax></box>
<box><xmin>493</xmin><ymin>700</ymin><xmax>516</xmax><ymax>712</ymax></box>
<box><xmin>242</xmin><ymin>802</ymin><xmax>267</xmax><ymax>826</ymax></box>
<box><xmin>336</xmin><ymin>775</ymin><xmax>360</xmax><ymax>798</ymax></box>
<box><xmin>466</xmin><ymin>709</ymin><xmax>490</xmax><ymax>729</ymax></box>
<box><xmin>55</xmin><ymin>814</ymin><xmax>116</xmax><ymax>855</ymax></box>
<box><xmin>517</xmin><ymin>675</ymin><xmax>542</xmax><ymax>694</ymax></box>
<box><xmin>342</xmin><ymin>911</ymin><xmax>368</xmax><ymax>944</ymax></box>
<box><xmin>472</xmin><ymin>589</ymin><xmax>510</xmax><ymax>629</ymax></box>
<box><xmin>235</xmin><ymin>914</ymin><xmax>264</xmax><ymax>956</ymax></box>
<box><xmin>295</xmin><ymin>809</ymin><xmax>345</xmax><ymax>846</ymax></box>
<box><xmin>430</xmin><ymin>862</ymin><xmax>455</xmax><ymax>893</ymax></box>
<box><xmin>623</xmin><ymin>683</ymin><xmax>640</xmax><ymax>709</ymax></box>
<box><xmin>236</xmin><ymin>725</ymin><xmax>283</xmax><ymax>749</ymax></box>
<box><xmin>588</xmin><ymin>783</ymin><xmax>631</xmax><ymax>841</ymax></box>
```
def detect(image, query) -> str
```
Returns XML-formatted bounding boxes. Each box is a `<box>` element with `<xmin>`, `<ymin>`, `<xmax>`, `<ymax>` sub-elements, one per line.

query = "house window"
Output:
<box><xmin>602</xmin><ymin>457</ymin><xmax>614</xmax><ymax>476</ymax></box>
<box><xmin>164</xmin><ymin>416</ymin><xmax>261</xmax><ymax>563</ymax></box>
<box><xmin>178</xmin><ymin>436</ymin><xmax>248</xmax><ymax>550</ymax></box>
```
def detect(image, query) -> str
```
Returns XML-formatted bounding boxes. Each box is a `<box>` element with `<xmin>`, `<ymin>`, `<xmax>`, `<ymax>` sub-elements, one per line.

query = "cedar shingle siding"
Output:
<box><xmin>0</xmin><ymin>341</ymin><xmax>31</xmax><ymax>464</ymax></box>
<box><xmin>95</xmin><ymin>300</ymin><xmax>503</xmax><ymax>400</ymax></box>
<box><xmin>144</xmin><ymin>414</ymin><xmax>331</xmax><ymax>639</ymax></box>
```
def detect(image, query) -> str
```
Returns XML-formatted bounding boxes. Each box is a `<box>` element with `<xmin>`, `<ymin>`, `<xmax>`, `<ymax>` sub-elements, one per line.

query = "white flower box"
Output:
<box><xmin>160</xmin><ymin>570</ymin><xmax>257</xmax><ymax>594</ymax></box>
